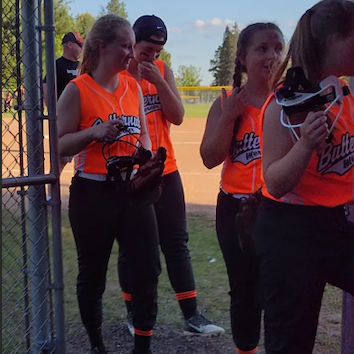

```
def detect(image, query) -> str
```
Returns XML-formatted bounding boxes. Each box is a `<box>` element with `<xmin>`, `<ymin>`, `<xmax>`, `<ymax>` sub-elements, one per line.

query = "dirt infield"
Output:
<box><xmin>58</xmin><ymin>117</ymin><xmax>222</xmax><ymax>212</ymax></box>
<box><xmin>2</xmin><ymin>116</ymin><xmax>221</xmax><ymax>213</ymax></box>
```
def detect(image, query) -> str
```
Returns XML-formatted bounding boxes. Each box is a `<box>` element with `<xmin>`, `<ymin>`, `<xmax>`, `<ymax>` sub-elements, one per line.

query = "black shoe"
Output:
<box><xmin>90</xmin><ymin>345</ymin><xmax>108</xmax><ymax>354</ymax></box>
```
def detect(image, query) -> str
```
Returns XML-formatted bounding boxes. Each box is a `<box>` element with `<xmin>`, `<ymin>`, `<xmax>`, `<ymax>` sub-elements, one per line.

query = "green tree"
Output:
<box><xmin>159</xmin><ymin>49</ymin><xmax>172</xmax><ymax>67</ymax></box>
<box><xmin>100</xmin><ymin>0</ymin><xmax>127</xmax><ymax>18</ymax></box>
<box><xmin>175</xmin><ymin>65</ymin><xmax>202</xmax><ymax>87</ymax></box>
<box><xmin>53</xmin><ymin>0</ymin><xmax>76</xmax><ymax>57</ymax></box>
<box><xmin>2</xmin><ymin>0</ymin><xmax>18</xmax><ymax>89</ymax></box>
<box><xmin>75</xmin><ymin>12</ymin><xmax>96</xmax><ymax>38</ymax></box>
<box><xmin>209</xmin><ymin>23</ymin><xmax>240</xmax><ymax>86</ymax></box>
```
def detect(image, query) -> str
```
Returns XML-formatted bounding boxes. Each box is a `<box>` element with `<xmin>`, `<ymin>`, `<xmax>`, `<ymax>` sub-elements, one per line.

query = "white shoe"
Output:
<box><xmin>183</xmin><ymin>312</ymin><xmax>225</xmax><ymax>336</ymax></box>
<box><xmin>126</xmin><ymin>312</ymin><xmax>134</xmax><ymax>337</ymax></box>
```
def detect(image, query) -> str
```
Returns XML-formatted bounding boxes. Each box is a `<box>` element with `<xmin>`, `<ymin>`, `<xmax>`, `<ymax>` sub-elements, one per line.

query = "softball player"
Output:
<box><xmin>255</xmin><ymin>1</ymin><xmax>354</xmax><ymax>353</ymax></box>
<box><xmin>119</xmin><ymin>14</ymin><xmax>225</xmax><ymax>337</ymax></box>
<box><xmin>200</xmin><ymin>23</ymin><xmax>285</xmax><ymax>354</ymax></box>
<box><xmin>57</xmin><ymin>14</ymin><xmax>160</xmax><ymax>354</ymax></box>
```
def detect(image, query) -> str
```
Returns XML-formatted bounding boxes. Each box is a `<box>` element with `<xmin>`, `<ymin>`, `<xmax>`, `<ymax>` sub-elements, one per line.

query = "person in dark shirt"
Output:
<box><xmin>43</xmin><ymin>31</ymin><xmax>84</xmax><ymax>173</ymax></box>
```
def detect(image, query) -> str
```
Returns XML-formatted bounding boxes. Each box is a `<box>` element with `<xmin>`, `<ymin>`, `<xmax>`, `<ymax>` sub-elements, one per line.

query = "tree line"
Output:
<box><xmin>2</xmin><ymin>0</ymin><xmax>239</xmax><ymax>88</ymax></box>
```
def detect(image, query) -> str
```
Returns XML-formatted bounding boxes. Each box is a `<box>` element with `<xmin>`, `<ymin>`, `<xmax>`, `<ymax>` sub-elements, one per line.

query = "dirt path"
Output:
<box><xmin>67</xmin><ymin>322</ymin><xmax>265</xmax><ymax>354</ymax></box>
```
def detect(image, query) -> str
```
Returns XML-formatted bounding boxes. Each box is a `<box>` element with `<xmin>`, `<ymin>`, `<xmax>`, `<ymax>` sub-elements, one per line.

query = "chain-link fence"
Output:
<box><xmin>2</xmin><ymin>0</ymin><xmax>65</xmax><ymax>352</ymax></box>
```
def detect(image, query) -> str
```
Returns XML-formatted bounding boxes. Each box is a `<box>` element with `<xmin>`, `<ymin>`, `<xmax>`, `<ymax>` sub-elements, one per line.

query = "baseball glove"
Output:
<box><xmin>105</xmin><ymin>146</ymin><xmax>167</xmax><ymax>209</ymax></box>
<box><xmin>127</xmin><ymin>146</ymin><xmax>167</xmax><ymax>197</ymax></box>
<box><xmin>235</xmin><ymin>189</ymin><xmax>262</xmax><ymax>254</ymax></box>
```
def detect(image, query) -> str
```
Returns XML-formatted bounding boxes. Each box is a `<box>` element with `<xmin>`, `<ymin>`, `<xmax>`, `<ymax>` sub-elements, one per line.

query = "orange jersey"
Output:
<box><xmin>121</xmin><ymin>60</ymin><xmax>178</xmax><ymax>175</ymax></box>
<box><xmin>73</xmin><ymin>73</ymin><xmax>141</xmax><ymax>174</ymax></box>
<box><xmin>260</xmin><ymin>85</ymin><xmax>354</xmax><ymax>207</ymax></box>
<box><xmin>220</xmin><ymin>91</ymin><xmax>263</xmax><ymax>194</ymax></box>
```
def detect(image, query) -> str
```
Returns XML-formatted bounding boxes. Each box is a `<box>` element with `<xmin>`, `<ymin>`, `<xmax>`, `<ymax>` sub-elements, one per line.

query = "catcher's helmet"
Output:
<box><xmin>275</xmin><ymin>67</ymin><xmax>350</xmax><ymax>140</ymax></box>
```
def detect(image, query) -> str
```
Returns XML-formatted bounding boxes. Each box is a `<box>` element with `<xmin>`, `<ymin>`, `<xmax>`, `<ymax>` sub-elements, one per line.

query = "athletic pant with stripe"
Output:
<box><xmin>216</xmin><ymin>190</ymin><xmax>261</xmax><ymax>353</ymax></box>
<box><xmin>118</xmin><ymin>170</ymin><xmax>197</xmax><ymax>320</ymax></box>
<box><xmin>69</xmin><ymin>175</ymin><xmax>161</xmax><ymax>350</ymax></box>
<box><xmin>254</xmin><ymin>198</ymin><xmax>354</xmax><ymax>354</ymax></box>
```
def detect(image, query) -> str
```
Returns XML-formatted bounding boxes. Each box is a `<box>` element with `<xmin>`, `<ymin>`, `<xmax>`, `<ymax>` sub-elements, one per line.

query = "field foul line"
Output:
<box><xmin>173</xmin><ymin>142</ymin><xmax>201</xmax><ymax>145</ymax></box>
<box><xmin>8</xmin><ymin>169</ymin><xmax>220</xmax><ymax>176</ymax></box>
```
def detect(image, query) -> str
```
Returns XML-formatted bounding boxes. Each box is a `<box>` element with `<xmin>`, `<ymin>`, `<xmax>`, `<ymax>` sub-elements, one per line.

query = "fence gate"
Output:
<box><xmin>2</xmin><ymin>0</ymin><xmax>65</xmax><ymax>352</ymax></box>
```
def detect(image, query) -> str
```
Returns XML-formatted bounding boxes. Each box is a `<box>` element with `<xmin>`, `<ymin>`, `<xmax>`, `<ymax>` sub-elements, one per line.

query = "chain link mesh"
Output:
<box><xmin>2</xmin><ymin>0</ymin><xmax>59</xmax><ymax>352</ymax></box>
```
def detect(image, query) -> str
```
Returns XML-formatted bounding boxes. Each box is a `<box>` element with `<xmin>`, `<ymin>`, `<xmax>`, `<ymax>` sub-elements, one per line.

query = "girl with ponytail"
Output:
<box><xmin>254</xmin><ymin>1</ymin><xmax>354</xmax><ymax>353</ymax></box>
<box><xmin>200</xmin><ymin>22</ymin><xmax>284</xmax><ymax>354</ymax></box>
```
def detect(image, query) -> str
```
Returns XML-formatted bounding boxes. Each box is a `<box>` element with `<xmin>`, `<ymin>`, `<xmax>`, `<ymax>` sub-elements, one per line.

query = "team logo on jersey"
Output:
<box><xmin>229</xmin><ymin>132</ymin><xmax>261</xmax><ymax>165</ymax></box>
<box><xmin>317</xmin><ymin>132</ymin><xmax>354</xmax><ymax>175</ymax></box>
<box><xmin>66</xmin><ymin>69</ymin><xmax>78</xmax><ymax>76</ymax></box>
<box><xmin>144</xmin><ymin>94</ymin><xmax>161</xmax><ymax>114</ymax></box>
<box><xmin>92</xmin><ymin>113</ymin><xmax>140</xmax><ymax>142</ymax></box>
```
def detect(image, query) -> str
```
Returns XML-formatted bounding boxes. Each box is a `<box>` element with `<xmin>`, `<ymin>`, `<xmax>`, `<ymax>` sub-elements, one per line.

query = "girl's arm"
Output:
<box><xmin>58</xmin><ymin>83</ymin><xmax>121</xmax><ymax>157</ymax></box>
<box><xmin>139</xmin><ymin>61</ymin><xmax>184</xmax><ymax>125</ymax></box>
<box><xmin>200</xmin><ymin>88</ymin><xmax>248</xmax><ymax>169</ymax></box>
<box><xmin>262</xmin><ymin>99</ymin><xmax>329</xmax><ymax>199</ymax></box>
<box><xmin>137</xmin><ymin>85</ymin><xmax>152</xmax><ymax>151</ymax></box>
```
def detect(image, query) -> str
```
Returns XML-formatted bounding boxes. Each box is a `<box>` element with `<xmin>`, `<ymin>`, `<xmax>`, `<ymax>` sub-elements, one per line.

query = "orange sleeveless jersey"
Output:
<box><xmin>260</xmin><ymin>83</ymin><xmax>354</xmax><ymax>206</ymax></box>
<box><xmin>73</xmin><ymin>73</ymin><xmax>141</xmax><ymax>174</ymax></box>
<box><xmin>121</xmin><ymin>60</ymin><xmax>178</xmax><ymax>175</ymax></box>
<box><xmin>220</xmin><ymin>91</ymin><xmax>263</xmax><ymax>194</ymax></box>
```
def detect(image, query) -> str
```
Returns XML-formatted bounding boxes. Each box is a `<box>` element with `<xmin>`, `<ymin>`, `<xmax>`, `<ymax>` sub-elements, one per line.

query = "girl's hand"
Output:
<box><xmin>299</xmin><ymin>111</ymin><xmax>329</xmax><ymax>151</ymax></box>
<box><xmin>221</xmin><ymin>87</ymin><xmax>249</xmax><ymax>123</ymax></box>
<box><xmin>138</xmin><ymin>61</ymin><xmax>163</xmax><ymax>86</ymax></box>
<box><xmin>91</xmin><ymin>120</ymin><xmax>123</xmax><ymax>141</ymax></box>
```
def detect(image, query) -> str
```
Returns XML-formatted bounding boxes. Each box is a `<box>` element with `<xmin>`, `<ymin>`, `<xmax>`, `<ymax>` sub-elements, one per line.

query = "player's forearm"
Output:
<box><xmin>200</xmin><ymin>113</ymin><xmax>237</xmax><ymax>169</ymax></box>
<box><xmin>140</xmin><ymin>131</ymin><xmax>152</xmax><ymax>151</ymax></box>
<box><xmin>59</xmin><ymin>128</ymin><xmax>95</xmax><ymax>157</ymax></box>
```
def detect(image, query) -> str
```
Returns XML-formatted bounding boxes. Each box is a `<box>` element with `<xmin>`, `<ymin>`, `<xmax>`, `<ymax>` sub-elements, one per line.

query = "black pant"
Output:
<box><xmin>216</xmin><ymin>190</ymin><xmax>261</xmax><ymax>351</ymax></box>
<box><xmin>118</xmin><ymin>171</ymin><xmax>196</xmax><ymax>314</ymax></box>
<box><xmin>69</xmin><ymin>175</ymin><xmax>161</xmax><ymax>334</ymax></box>
<box><xmin>254</xmin><ymin>198</ymin><xmax>354</xmax><ymax>354</ymax></box>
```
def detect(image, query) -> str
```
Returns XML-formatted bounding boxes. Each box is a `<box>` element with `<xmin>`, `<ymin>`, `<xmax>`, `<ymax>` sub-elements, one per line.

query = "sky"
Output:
<box><xmin>68</xmin><ymin>0</ymin><xmax>315</xmax><ymax>85</ymax></box>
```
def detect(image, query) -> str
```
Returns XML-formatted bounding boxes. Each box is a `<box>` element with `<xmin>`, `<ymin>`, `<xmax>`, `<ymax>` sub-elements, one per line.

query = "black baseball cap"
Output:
<box><xmin>62</xmin><ymin>31</ymin><xmax>85</xmax><ymax>45</ymax></box>
<box><xmin>133</xmin><ymin>15</ymin><xmax>167</xmax><ymax>45</ymax></box>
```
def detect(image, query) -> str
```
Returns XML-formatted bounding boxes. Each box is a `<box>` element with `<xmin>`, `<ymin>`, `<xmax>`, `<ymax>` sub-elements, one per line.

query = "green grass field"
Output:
<box><xmin>183</xmin><ymin>103</ymin><xmax>212</xmax><ymax>119</ymax></box>
<box><xmin>2</xmin><ymin>211</ymin><xmax>343</xmax><ymax>353</ymax></box>
<box><xmin>61</xmin><ymin>212</ymin><xmax>230</xmax><ymax>328</ymax></box>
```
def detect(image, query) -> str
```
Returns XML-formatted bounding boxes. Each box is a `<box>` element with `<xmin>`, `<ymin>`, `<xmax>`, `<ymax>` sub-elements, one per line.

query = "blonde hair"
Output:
<box><xmin>79</xmin><ymin>14</ymin><xmax>130</xmax><ymax>75</ymax></box>
<box><xmin>271</xmin><ymin>0</ymin><xmax>354</xmax><ymax>88</ymax></box>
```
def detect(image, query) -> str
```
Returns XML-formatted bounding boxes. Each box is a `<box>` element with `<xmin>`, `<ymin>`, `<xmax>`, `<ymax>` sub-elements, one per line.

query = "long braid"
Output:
<box><xmin>230</xmin><ymin>22</ymin><xmax>284</xmax><ymax>139</ymax></box>
<box><xmin>232</xmin><ymin>57</ymin><xmax>243</xmax><ymax>89</ymax></box>
<box><xmin>232</xmin><ymin>22</ymin><xmax>283</xmax><ymax>90</ymax></box>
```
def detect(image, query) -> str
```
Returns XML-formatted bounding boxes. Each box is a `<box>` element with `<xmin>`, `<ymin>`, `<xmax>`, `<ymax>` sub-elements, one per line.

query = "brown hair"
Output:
<box><xmin>271</xmin><ymin>0</ymin><xmax>354</xmax><ymax>88</ymax></box>
<box><xmin>233</xmin><ymin>23</ymin><xmax>283</xmax><ymax>88</ymax></box>
<box><xmin>79</xmin><ymin>14</ymin><xmax>130</xmax><ymax>75</ymax></box>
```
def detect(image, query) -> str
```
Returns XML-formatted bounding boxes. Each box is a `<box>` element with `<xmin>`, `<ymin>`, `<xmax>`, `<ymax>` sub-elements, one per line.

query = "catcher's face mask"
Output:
<box><xmin>275</xmin><ymin>67</ymin><xmax>350</xmax><ymax>141</ymax></box>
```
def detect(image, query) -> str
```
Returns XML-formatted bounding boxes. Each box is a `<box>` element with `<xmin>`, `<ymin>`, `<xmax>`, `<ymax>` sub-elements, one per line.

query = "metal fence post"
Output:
<box><xmin>341</xmin><ymin>205</ymin><xmax>354</xmax><ymax>354</ymax></box>
<box><xmin>43</xmin><ymin>0</ymin><xmax>67</xmax><ymax>352</ymax></box>
<box><xmin>21</xmin><ymin>0</ymin><xmax>51</xmax><ymax>351</ymax></box>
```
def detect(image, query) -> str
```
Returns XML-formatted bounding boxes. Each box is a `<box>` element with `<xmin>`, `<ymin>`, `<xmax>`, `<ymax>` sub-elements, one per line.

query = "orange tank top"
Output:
<box><xmin>260</xmin><ymin>84</ymin><xmax>354</xmax><ymax>206</ymax></box>
<box><xmin>121</xmin><ymin>60</ymin><xmax>178</xmax><ymax>175</ymax></box>
<box><xmin>220</xmin><ymin>91</ymin><xmax>263</xmax><ymax>194</ymax></box>
<box><xmin>73</xmin><ymin>73</ymin><xmax>141</xmax><ymax>174</ymax></box>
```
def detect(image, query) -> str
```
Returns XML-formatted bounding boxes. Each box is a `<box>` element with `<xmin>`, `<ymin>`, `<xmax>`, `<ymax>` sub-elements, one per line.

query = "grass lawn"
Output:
<box><xmin>61</xmin><ymin>212</ymin><xmax>230</xmax><ymax>329</ymax></box>
<box><xmin>2</xmin><ymin>210</ymin><xmax>344</xmax><ymax>353</ymax></box>
<box><xmin>183</xmin><ymin>103</ymin><xmax>212</xmax><ymax>119</ymax></box>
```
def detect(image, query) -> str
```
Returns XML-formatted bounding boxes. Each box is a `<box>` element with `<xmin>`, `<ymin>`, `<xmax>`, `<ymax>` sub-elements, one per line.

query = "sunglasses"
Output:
<box><xmin>72</xmin><ymin>41</ymin><xmax>83</xmax><ymax>48</ymax></box>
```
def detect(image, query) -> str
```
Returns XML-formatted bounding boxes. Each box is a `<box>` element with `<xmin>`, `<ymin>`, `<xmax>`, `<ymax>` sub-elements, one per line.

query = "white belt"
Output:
<box><xmin>78</xmin><ymin>170</ymin><xmax>137</xmax><ymax>182</ymax></box>
<box><xmin>221</xmin><ymin>188</ymin><xmax>250</xmax><ymax>200</ymax></box>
